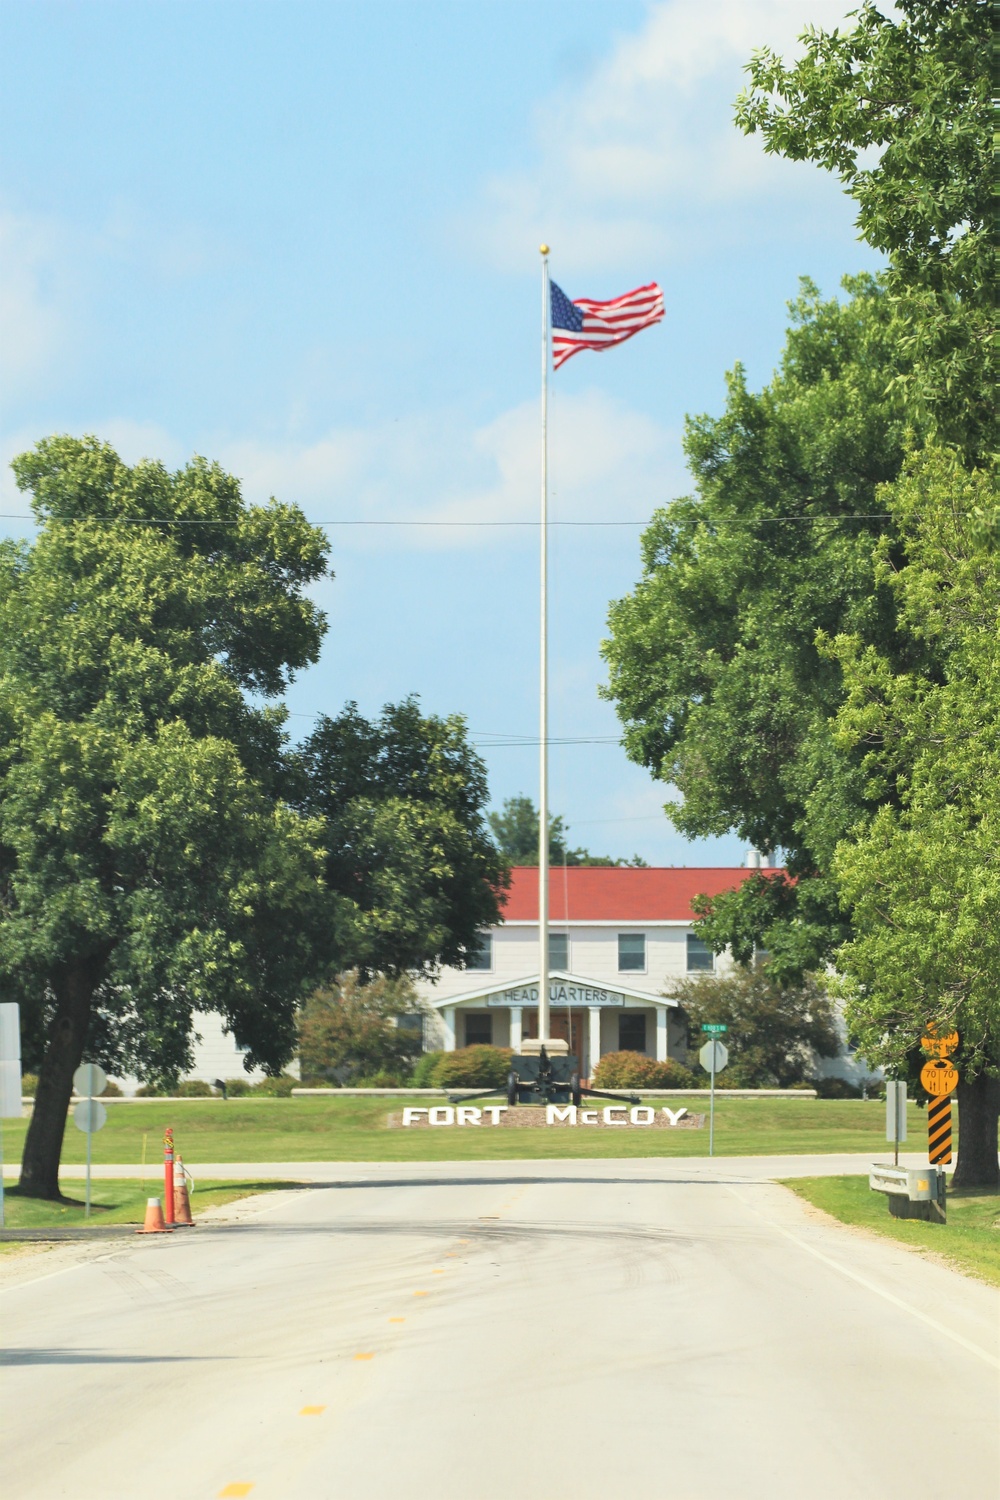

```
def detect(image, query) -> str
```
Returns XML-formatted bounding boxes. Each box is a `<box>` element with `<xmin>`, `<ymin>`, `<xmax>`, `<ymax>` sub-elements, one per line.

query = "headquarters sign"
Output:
<box><xmin>486</xmin><ymin>983</ymin><xmax>626</xmax><ymax>1008</ymax></box>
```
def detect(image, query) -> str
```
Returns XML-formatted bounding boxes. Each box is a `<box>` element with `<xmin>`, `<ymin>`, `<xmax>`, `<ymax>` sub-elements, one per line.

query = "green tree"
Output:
<box><xmin>2</xmin><ymin>437</ymin><xmax>331</xmax><ymax>1199</ymax></box>
<box><xmin>602</xmin><ymin>278</ymin><xmax>910</xmax><ymax>973</ymax></box>
<box><xmin>829</xmin><ymin>448</ymin><xmax>999</xmax><ymax>1185</ymax></box>
<box><xmin>488</xmin><ymin>793</ymin><xmax>647</xmax><ymax>868</ymax></box>
<box><xmin>297</xmin><ymin>972</ymin><xmax>424</xmax><ymax>1085</ymax></box>
<box><xmin>674</xmin><ymin>968</ymin><xmax>841</xmax><ymax>1089</ymax></box>
<box><xmin>291</xmin><ymin>698</ymin><xmax>507</xmax><ymax>975</ymax></box>
<box><xmin>736</xmin><ymin>0</ymin><xmax>991</xmax><ymax>459</ymax></box>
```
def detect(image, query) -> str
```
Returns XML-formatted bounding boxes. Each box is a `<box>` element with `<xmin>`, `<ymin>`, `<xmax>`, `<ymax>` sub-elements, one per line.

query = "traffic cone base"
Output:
<box><xmin>173</xmin><ymin>1166</ymin><xmax>195</xmax><ymax>1226</ymax></box>
<box><xmin>136</xmin><ymin>1196</ymin><xmax>173</xmax><ymax>1234</ymax></box>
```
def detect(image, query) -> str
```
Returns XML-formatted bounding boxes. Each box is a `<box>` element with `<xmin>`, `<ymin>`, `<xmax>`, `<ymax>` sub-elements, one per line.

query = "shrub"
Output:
<box><xmin>223</xmin><ymin>1077</ymin><xmax>252</xmax><ymax>1097</ymax></box>
<box><xmin>592</xmin><ymin>1053</ymin><xmax>697</xmax><ymax>1089</ymax></box>
<box><xmin>176</xmin><ymin>1079</ymin><xmax>213</xmax><ymax>1097</ymax></box>
<box><xmin>411</xmin><ymin>1051</ymin><xmax>446</xmax><ymax>1087</ymax></box>
<box><xmin>250</xmin><ymin>1074</ymin><xmax>296</xmax><ymax>1096</ymax></box>
<box><xmin>102</xmin><ymin>1079</ymin><xmax>123</xmax><ymax>1096</ymax></box>
<box><xmin>675</xmin><ymin>967</ymin><xmax>840</xmax><ymax>1087</ymax></box>
<box><xmin>813</xmin><ymin>1076</ymin><xmax>862</xmax><ymax>1099</ymax></box>
<box><xmin>136</xmin><ymin>1083</ymin><xmax>166</xmax><ymax>1097</ymax></box>
<box><xmin>298</xmin><ymin>972</ymin><xmax>424</xmax><ymax>1085</ymax></box>
<box><xmin>21</xmin><ymin>1073</ymin><xmax>37</xmax><ymax>1097</ymax></box>
<box><xmin>431</xmin><ymin>1046</ymin><xmax>513</xmax><ymax>1089</ymax></box>
<box><xmin>353</xmin><ymin>1070</ymin><xmax>408</xmax><ymax>1088</ymax></box>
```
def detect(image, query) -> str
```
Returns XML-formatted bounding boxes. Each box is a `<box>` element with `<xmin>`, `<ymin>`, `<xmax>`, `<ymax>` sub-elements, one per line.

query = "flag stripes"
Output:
<box><xmin>928</xmin><ymin>1095</ymin><xmax>953</xmax><ymax>1164</ymax></box>
<box><xmin>551</xmin><ymin>281</ymin><xmax>664</xmax><ymax>369</ymax></box>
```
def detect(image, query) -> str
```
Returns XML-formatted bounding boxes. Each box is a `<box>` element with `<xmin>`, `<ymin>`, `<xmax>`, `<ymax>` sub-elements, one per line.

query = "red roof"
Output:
<box><xmin>500</xmin><ymin>865</ymin><xmax>780</xmax><ymax>923</ymax></box>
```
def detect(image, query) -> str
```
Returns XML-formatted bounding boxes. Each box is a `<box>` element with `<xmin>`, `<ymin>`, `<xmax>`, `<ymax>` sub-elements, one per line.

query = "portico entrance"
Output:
<box><xmin>523</xmin><ymin>1009</ymin><xmax>586</xmax><ymax>1077</ymax></box>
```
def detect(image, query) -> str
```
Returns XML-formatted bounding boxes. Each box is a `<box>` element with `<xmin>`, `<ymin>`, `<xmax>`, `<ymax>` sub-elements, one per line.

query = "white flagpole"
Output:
<box><xmin>538</xmin><ymin>243</ymin><xmax>551</xmax><ymax>1045</ymax></box>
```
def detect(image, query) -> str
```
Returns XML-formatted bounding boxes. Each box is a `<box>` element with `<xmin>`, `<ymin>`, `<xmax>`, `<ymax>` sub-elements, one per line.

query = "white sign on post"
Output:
<box><xmin>0</xmin><ymin>1002</ymin><xmax>22</xmax><ymax>1118</ymax></box>
<box><xmin>72</xmin><ymin>1062</ymin><xmax>108</xmax><ymax>1218</ymax></box>
<box><xmin>73</xmin><ymin>1063</ymin><xmax>107</xmax><ymax>1099</ymax></box>
<box><xmin>885</xmin><ymin>1079</ymin><xmax>906</xmax><ymax>1164</ymax></box>
<box><xmin>699</xmin><ymin>1039</ymin><xmax>728</xmax><ymax>1158</ymax></box>
<box><xmin>699</xmin><ymin>1040</ymin><xmax>729</xmax><ymax>1073</ymax></box>
<box><xmin>0</xmin><ymin>1002</ymin><xmax>22</xmax><ymax>1229</ymax></box>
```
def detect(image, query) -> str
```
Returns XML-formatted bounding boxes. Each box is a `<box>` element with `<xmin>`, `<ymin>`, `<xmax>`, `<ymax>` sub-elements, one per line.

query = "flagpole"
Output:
<box><xmin>538</xmin><ymin>243</ymin><xmax>551</xmax><ymax>1046</ymax></box>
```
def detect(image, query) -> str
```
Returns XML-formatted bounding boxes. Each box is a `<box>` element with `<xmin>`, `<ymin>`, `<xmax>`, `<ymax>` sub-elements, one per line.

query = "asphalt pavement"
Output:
<box><xmin>2</xmin><ymin>1159</ymin><xmax>997</xmax><ymax>1499</ymax></box>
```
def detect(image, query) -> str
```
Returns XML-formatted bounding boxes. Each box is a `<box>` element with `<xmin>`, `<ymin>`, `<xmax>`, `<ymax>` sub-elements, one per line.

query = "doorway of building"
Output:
<box><xmin>523</xmin><ymin>1009</ymin><xmax>585</xmax><ymax>1074</ymax></box>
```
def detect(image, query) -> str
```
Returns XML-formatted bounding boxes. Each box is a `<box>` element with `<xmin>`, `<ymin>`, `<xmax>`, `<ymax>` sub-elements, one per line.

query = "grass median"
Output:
<box><xmin>3</xmin><ymin>1093</ymin><xmax>939</xmax><ymax>1163</ymax></box>
<box><xmin>0</xmin><ymin>1178</ymin><xmax>295</xmax><ymax>1237</ymax></box>
<box><xmin>783</xmin><ymin>1175</ymin><xmax>1000</xmax><ymax>1286</ymax></box>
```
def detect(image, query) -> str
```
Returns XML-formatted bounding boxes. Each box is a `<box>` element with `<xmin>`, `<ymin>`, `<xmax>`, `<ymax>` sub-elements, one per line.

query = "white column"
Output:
<box><xmin>588</xmin><ymin>1007</ymin><xmax>601</xmax><ymax>1078</ymax></box>
<box><xmin>655</xmin><ymin>1006</ymin><xmax>668</xmax><ymax>1062</ymax></box>
<box><xmin>509</xmin><ymin>1007</ymin><xmax>523</xmax><ymax>1052</ymax></box>
<box><xmin>442</xmin><ymin>1007</ymin><xmax>457</xmax><ymax>1052</ymax></box>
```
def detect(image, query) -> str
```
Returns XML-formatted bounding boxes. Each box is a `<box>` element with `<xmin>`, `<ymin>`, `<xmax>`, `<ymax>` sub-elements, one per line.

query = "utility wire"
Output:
<box><xmin>0</xmin><ymin>512</ymin><xmax>894</xmax><ymax>529</ymax></box>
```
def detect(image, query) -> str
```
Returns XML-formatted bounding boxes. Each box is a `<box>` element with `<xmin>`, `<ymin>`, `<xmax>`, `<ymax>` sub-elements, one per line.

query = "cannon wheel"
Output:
<box><xmin>507</xmin><ymin>1070</ymin><xmax>518</xmax><ymax>1107</ymax></box>
<box><xmin>570</xmin><ymin>1072</ymin><xmax>582</xmax><ymax>1109</ymax></box>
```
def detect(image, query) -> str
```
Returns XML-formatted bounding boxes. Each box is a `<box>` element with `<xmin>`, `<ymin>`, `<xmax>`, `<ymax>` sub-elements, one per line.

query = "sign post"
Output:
<box><xmin>72</xmin><ymin>1063</ymin><xmax>108</xmax><ymax>1217</ymax></box>
<box><xmin>699</xmin><ymin>1034</ymin><xmax>729</xmax><ymax>1157</ymax></box>
<box><xmin>885</xmin><ymin>1080</ymin><xmax>907</xmax><ymax>1166</ymax></box>
<box><xmin>0</xmin><ymin>1003</ymin><xmax>23</xmax><ymax>1230</ymax></box>
<box><xmin>920</xmin><ymin>1027</ymin><xmax>959</xmax><ymax>1167</ymax></box>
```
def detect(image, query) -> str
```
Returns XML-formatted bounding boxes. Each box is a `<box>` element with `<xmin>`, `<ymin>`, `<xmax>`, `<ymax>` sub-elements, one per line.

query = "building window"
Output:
<box><xmin>466</xmin><ymin>932</ymin><xmax>492</xmax><ymax>971</ymax></box>
<box><xmin>686</xmin><ymin>933</ymin><xmax>715</xmax><ymax>972</ymax></box>
<box><xmin>464</xmin><ymin>1013</ymin><xmax>492</xmax><ymax>1046</ymax></box>
<box><xmin>618</xmin><ymin>933</ymin><xmax>646</xmax><ymax>972</ymax></box>
<box><xmin>619</xmin><ymin>1013</ymin><xmax>647</xmax><ymax>1053</ymax></box>
<box><xmin>548</xmin><ymin>932</ymin><xmax>568</xmax><ymax>970</ymax></box>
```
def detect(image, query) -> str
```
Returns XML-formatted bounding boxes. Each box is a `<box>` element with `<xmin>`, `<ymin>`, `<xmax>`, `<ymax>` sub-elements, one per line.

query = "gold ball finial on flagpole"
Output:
<box><xmin>539</xmin><ymin>243</ymin><xmax>549</xmax><ymax>255</ymax></box>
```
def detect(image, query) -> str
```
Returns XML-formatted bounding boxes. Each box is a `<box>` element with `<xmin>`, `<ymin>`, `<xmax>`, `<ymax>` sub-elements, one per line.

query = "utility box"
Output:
<box><xmin>869</xmin><ymin>1163</ymin><xmax>947</xmax><ymax>1223</ymax></box>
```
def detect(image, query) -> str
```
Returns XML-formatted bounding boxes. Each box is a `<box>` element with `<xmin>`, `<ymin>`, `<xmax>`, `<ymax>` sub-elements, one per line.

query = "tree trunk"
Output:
<box><xmin>18</xmin><ymin>962</ymin><xmax>99</xmax><ymax>1200</ymax></box>
<box><xmin>952</xmin><ymin>1072</ymin><xmax>1000</xmax><ymax>1190</ymax></box>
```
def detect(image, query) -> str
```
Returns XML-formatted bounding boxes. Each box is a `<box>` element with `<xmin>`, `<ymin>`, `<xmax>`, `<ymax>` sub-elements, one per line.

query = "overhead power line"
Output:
<box><xmin>0</xmin><ymin>511</ymin><xmax>893</xmax><ymax>529</ymax></box>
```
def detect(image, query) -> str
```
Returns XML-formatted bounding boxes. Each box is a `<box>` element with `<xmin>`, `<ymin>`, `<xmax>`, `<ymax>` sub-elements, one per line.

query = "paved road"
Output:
<box><xmin>2</xmin><ymin>1160</ymin><xmax>996</xmax><ymax>1499</ymax></box>
<box><xmin>0</xmin><ymin>1150</ymin><xmax>945</xmax><ymax>1181</ymax></box>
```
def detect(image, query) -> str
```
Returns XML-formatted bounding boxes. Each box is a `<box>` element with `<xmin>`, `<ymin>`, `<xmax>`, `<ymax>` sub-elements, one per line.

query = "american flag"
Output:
<box><xmin>550</xmin><ymin>280</ymin><xmax>664</xmax><ymax>370</ymax></box>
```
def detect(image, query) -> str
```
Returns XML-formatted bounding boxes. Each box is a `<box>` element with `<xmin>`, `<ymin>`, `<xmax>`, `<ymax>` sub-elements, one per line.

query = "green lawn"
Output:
<box><xmin>3</xmin><ymin>1094</ymin><xmax>942</xmax><ymax>1163</ymax></box>
<box><xmin>0</xmin><ymin>1177</ymin><xmax>295</xmax><ymax>1234</ymax></box>
<box><xmin>784</xmin><ymin>1175</ymin><xmax>1000</xmax><ymax>1286</ymax></box>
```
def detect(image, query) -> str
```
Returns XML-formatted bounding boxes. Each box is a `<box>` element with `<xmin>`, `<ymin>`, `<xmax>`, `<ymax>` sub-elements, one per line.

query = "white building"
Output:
<box><xmin>416</xmin><ymin>865</ymin><xmax>766</xmax><ymax>1079</ymax></box>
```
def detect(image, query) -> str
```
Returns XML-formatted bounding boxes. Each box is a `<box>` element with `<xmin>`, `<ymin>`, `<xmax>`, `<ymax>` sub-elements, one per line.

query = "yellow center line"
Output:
<box><xmin>300</xmin><ymin>1406</ymin><xmax>325</xmax><ymax>1416</ymax></box>
<box><xmin>413</xmin><ymin>1289</ymin><xmax>429</xmax><ymax>1296</ymax></box>
<box><xmin>389</xmin><ymin>1317</ymin><xmax>405</xmax><ymax>1323</ymax></box>
<box><xmin>354</xmin><ymin>1352</ymin><xmax>375</xmax><ymax>1361</ymax></box>
<box><xmin>218</xmin><ymin>1486</ymin><xmax>254</xmax><ymax>1498</ymax></box>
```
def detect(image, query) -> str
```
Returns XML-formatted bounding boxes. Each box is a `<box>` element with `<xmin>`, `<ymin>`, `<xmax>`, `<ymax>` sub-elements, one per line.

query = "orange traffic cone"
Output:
<box><xmin>136</xmin><ymin>1196</ymin><xmax>173</xmax><ymax>1234</ymax></box>
<box><xmin>173</xmin><ymin>1157</ymin><xmax>194</xmax><ymax>1226</ymax></box>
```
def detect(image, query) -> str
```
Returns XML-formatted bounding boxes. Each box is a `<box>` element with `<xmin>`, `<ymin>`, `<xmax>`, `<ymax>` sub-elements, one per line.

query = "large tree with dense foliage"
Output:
<box><xmin>4</xmin><ymin>439</ymin><xmax>507</xmax><ymax>1199</ymax></box>
<box><xmin>673</xmin><ymin>968</ymin><xmax>840</xmax><ymax>1089</ymax></box>
<box><xmin>3</xmin><ymin>437</ymin><xmax>331</xmax><ymax>1198</ymax></box>
<box><xmin>829</xmin><ymin>448</ymin><xmax>999</xmax><ymax>1185</ymax></box>
<box><xmin>602</xmin><ymin>276</ymin><xmax>911</xmax><ymax>976</ymax></box>
<box><xmin>290</xmin><ymin>698</ymin><xmax>507</xmax><ymax>977</ymax></box>
<box><xmin>736</xmin><ymin>0</ymin><xmax>991</xmax><ymax>460</ymax></box>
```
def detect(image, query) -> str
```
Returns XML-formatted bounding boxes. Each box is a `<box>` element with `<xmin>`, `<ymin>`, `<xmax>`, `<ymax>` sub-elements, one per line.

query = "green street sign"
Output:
<box><xmin>701</xmin><ymin>1024</ymin><xmax>728</xmax><ymax>1033</ymax></box>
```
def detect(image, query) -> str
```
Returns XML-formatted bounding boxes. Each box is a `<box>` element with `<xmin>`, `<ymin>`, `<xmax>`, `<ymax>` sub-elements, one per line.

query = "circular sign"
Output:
<box><xmin>73</xmin><ymin>1062</ymin><xmax>107</xmax><ymax>1097</ymax></box>
<box><xmin>920</xmin><ymin>1059</ymin><xmax>958</xmax><ymax>1097</ymax></box>
<box><xmin>72</xmin><ymin>1098</ymin><xmax>107</xmax><ymax>1133</ymax></box>
<box><xmin>699</xmin><ymin>1040</ymin><xmax>729</xmax><ymax>1074</ymax></box>
<box><xmin>921</xmin><ymin>1029</ymin><xmax>959</xmax><ymax>1058</ymax></box>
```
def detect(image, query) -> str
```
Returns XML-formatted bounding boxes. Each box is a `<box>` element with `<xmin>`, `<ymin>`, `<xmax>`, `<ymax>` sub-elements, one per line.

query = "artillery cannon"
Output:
<box><xmin>449</xmin><ymin>1041</ymin><xmax>639</xmax><ymax>1110</ymax></box>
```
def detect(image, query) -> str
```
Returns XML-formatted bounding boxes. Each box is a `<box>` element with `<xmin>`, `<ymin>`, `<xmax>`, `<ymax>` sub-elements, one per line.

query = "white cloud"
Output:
<box><xmin>459</xmin><ymin>0</ymin><xmax>866</xmax><ymax>274</ymax></box>
<box><xmin>0</xmin><ymin>211</ymin><xmax>67</xmax><ymax>399</ymax></box>
<box><xmin>216</xmin><ymin>387</ymin><xmax>680</xmax><ymax>548</ymax></box>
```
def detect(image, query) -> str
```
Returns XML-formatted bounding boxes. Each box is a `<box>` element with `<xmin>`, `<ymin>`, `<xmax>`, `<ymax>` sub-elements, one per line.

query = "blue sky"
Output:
<box><xmin>0</xmin><ymin>0</ymin><xmax>881</xmax><ymax>865</ymax></box>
